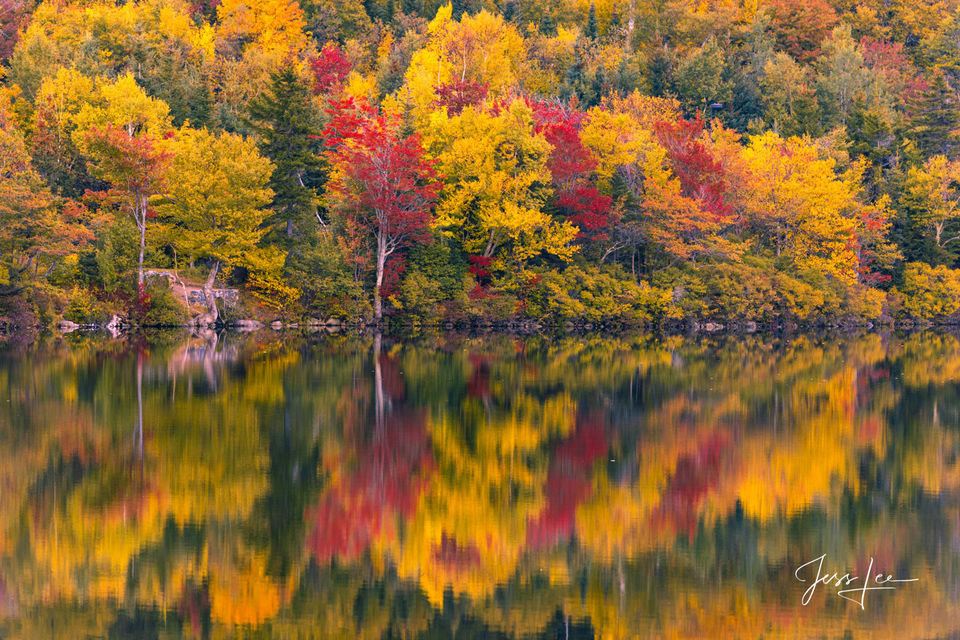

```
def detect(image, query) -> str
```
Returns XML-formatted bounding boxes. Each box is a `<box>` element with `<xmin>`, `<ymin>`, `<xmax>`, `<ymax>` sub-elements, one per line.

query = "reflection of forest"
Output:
<box><xmin>0</xmin><ymin>331</ymin><xmax>958</xmax><ymax>639</ymax></box>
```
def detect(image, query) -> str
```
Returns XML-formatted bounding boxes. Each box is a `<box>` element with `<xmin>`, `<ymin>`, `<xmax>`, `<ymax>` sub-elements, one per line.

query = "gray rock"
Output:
<box><xmin>233</xmin><ymin>319</ymin><xmax>263</xmax><ymax>332</ymax></box>
<box><xmin>58</xmin><ymin>320</ymin><xmax>80</xmax><ymax>334</ymax></box>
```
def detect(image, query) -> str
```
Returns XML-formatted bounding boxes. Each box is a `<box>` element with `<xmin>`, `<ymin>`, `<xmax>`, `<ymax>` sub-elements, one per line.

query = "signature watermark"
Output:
<box><xmin>795</xmin><ymin>554</ymin><xmax>918</xmax><ymax>610</ymax></box>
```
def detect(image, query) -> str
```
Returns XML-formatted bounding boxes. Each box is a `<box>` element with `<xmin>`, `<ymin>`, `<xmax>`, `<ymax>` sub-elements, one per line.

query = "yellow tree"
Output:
<box><xmin>403</xmin><ymin>6</ymin><xmax>526</xmax><ymax>121</ymax></box>
<box><xmin>70</xmin><ymin>73</ymin><xmax>172</xmax><ymax>151</ymax></box>
<box><xmin>903</xmin><ymin>155</ymin><xmax>960</xmax><ymax>249</ymax></box>
<box><xmin>216</xmin><ymin>0</ymin><xmax>308</xmax><ymax>57</ymax></box>
<box><xmin>739</xmin><ymin>132</ymin><xmax>863</xmax><ymax>282</ymax></box>
<box><xmin>155</xmin><ymin>127</ymin><xmax>278</xmax><ymax>322</ymax></box>
<box><xmin>71</xmin><ymin>73</ymin><xmax>172</xmax><ymax>288</ymax></box>
<box><xmin>423</xmin><ymin>99</ymin><xmax>579</xmax><ymax>273</ymax></box>
<box><xmin>0</xmin><ymin>104</ymin><xmax>60</xmax><ymax>297</ymax></box>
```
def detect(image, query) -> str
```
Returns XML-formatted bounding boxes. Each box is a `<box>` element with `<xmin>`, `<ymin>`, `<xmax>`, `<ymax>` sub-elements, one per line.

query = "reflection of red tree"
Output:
<box><xmin>653</xmin><ymin>433</ymin><xmax>726</xmax><ymax>540</ymax></box>
<box><xmin>177</xmin><ymin>582</ymin><xmax>210</xmax><ymax>637</ymax></box>
<box><xmin>432</xmin><ymin>532</ymin><xmax>481</xmax><ymax>572</ymax></box>
<box><xmin>306</xmin><ymin>409</ymin><xmax>434</xmax><ymax>564</ymax></box>
<box><xmin>0</xmin><ymin>574</ymin><xmax>15</xmax><ymax>618</ymax></box>
<box><xmin>527</xmin><ymin>413</ymin><xmax>608</xmax><ymax>550</ymax></box>
<box><xmin>467</xmin><ymin>353</ymin><xmax>490</xmax><ymax>399</ymax></box>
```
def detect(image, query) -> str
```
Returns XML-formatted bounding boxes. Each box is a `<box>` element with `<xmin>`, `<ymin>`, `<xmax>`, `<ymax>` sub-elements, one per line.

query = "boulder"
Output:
<box><xmin>233</xmin><ymin>319</ymin><xmax>263</xmax><ymax>332</ymax></box>
<box><xmin>58</xmin><ymin>320</ymin><xmax>80</xmax><ymax>334</ymax></box>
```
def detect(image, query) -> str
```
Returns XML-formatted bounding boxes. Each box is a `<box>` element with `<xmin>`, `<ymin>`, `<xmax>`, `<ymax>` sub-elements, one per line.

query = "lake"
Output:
<box><xmin>0</xmin><ymin>330</ymin><xmax>957</xmax><ymax>639</ymax></box>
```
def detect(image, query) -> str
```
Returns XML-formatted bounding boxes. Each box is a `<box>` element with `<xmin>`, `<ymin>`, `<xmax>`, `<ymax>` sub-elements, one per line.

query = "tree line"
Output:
<box><xmin>4</xmin><ymin>0</ymin><xmax>960</xmax><ymax>327</ymax></box>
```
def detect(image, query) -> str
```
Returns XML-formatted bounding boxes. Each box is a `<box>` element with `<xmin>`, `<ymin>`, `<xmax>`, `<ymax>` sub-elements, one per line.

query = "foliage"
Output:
<box><xmin>324</xmin><ymin>97</ymin><xmax>440</xmax><ymax>320</ymax></box>
<box><xmin>155</xmin><ymin>126</ymin><xmax>277</xmax><ymax>279</ymax></box>
<box><xmin>896</xmin><ymin>262</ymin><xmax>960</xmax><ymax>319</ymax></box>
<box><xmin>4</xmin><ymin>0</ymin><xmax>960</xmax><ymax>323</ymax></box>
<box><xmin>526</xmin><ymin>264</ymin><xmax>674</xmax><ymax>322</ymax></box>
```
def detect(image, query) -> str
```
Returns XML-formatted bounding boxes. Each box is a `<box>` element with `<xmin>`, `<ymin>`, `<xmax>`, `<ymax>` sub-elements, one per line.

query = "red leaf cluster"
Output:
<box><xmin>652</xmin><ymin>433</ymin><xmax>726</xmax><ymax>540</ymax></box>
<box><xmin>436</xmin><ymin>80</ymin><xmax>488</xmax><ymax>115</ymax></box>
<box><xmin>767</xmin><ymin>0</ymin><xmax>839</xmax><ymax>63</ymax></box>
<box><xmin>0</xmin><ymin>0</ymin><xmax>30</xmax><ymax>61</ymax></box>
<box><xmin>653</xmin><ymin>116</ymin><xmax>731</xmax><ymax>221</ymax></box>
<box><xmin>311</xmin><ymin>43</ymin><xmax>352</xmax><ymax>95</ymax></box>
<box><xmin>306</xmin><ymin>409</ymin><xmax>434</xmax><ymax>564</ymax></box>
<box><xmin>324</xmin><ymin>97</ymin><xmax>440</xmax><ymax>251</ymax></box>
<box><xmin>526</xmin><ymin>413</ymin><xmax>607</xmax><ymax>550</ymax></box>
<box><xmin>530</xmin><ymin>101</ymin><xmax>613</xmax><ymax>239</ymax></box>
<box><xmin>84</xmin><ymin>125</ymin><xmax>170</xmax><ymax>211</ymax></box>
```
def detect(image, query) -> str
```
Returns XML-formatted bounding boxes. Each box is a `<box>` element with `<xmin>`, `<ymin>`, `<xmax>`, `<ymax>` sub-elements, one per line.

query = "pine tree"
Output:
<box><xmin>586</xmin><ymin>2</ymin><xmax>598</xmax><ymax>40</ymax></box>
<box><xmin>502</xmin><ymin>0</ymin><xmax>517</xmax><ymax>22</ymax></box>
<box><xmin>245</xmin><ymin>67</ymin><xmax>324</xmax><ymax>240</ymax></box>
<box><xmin>539</xmin><ymin>10</ymin><xmax>556</xmax><ymax>35</ymax></box>
<box><xmin>451</xmin><ymin>0</ymin><xmax>471</xmax><ymax>20</ymax></box>
<box><xmin>909</xmin><ymin>73</ymin><xmax>960</xmax><ymax>159</ymax></box>
<box><xmin>646</xmin><ymin>45</ymin><xmax>674</xmax><ymax>98</ymax></box>
<box><xmin>607</xmin><ymin>7</ymin><xmax>622</xmax><ymax>41</ymax></box>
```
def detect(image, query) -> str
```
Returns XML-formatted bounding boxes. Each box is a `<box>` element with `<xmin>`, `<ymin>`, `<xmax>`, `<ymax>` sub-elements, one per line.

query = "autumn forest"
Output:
<box><xmin>5</xmin><ymin>0</ymin><xmax>960</xmax><ymax>328</ymax></box>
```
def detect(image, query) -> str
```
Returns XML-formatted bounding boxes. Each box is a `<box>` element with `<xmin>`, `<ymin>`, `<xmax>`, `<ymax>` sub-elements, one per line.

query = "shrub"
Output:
<box><xmin>141</xmin><ymin>282</ymin><xmax>189</xmax><ymax>327</ymax></box>
<box><xmin>63</xmin><ymin>287</ymin><xmax>110</xmax><ymax>324</ymax></box>
<box><xmin>524</xmin><ymin>265</ymin><xmax>675</xmax><ymax>322</ymax></box>
<box><xmin>895</xmin><ymin>262</ymin><xmax>960</xmax><ymax>320</ymax></box>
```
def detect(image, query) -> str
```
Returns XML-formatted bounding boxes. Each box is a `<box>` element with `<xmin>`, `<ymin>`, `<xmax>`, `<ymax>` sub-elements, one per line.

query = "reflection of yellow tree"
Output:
<box><xmin>386</xmin><ymin>392</ymin><xmax>575</xmax><ymax>606</ymax></box>
<box><xmin>30</xmin><ymin>474</ymin><xmax>166</xmax><ymax>602</ymax></box>
<box><xmin>578</xmin><ymin>336</ymin><xmax>893</xmax><ymax>562</ymax></box>
<box><xmin>207</xmin><ymin>534</ymin><xmax>281</xmax><ymax>627</ymax></box>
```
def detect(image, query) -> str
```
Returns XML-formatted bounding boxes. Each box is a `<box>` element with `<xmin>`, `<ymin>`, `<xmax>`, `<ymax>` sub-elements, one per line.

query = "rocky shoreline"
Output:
<box><xmin>45</xmin><ymin>314</ymin><xmax>950</xmax><ymax>337</ymax></box>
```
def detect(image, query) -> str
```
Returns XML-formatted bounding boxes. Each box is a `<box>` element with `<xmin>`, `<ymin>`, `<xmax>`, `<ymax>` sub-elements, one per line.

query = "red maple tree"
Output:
<box><xmin>324</xmin><ymin>98</ymin><xmax>440</xmax><ymax>321</ymax></box>
<box><xmin>0</xmin><ymin>0</ymin><xmax>30</xmax><ymax>62</ymax></box>
<box><xmin>436</xmin><ymin>79</ymin><xmax>488</xmax><ymax>115</ymax></box>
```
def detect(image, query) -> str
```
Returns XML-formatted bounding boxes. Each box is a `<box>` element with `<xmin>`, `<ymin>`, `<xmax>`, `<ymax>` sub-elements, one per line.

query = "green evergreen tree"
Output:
<box><xmin>645</xmin><ymin>44</ymin><xmax>674</xmax><ymax>98</ymax></box>
<box><xmin>607</xmin><ymin>7</ymin><xmax>622</xmax><ymax>41</ymax></box>
<box><xmin>565</xmin><ymin>43</ymin><xmax>587</xmax><ymax>98</ymax></box>
<box><xmin>909</xmin><ymin>73</ymin><xmax>960</xmax><ymax>159</ymax></box>
<box><xmin>502</xmin><ymin>0</ymin><xmax>517</xmax><ymax>22</ymax></box>
<box><xmin>244</xmin><ymin>67</ymin><xmax>324</xmax><ymax>241</ymax></box>
<box><xmin>451</xmin><ymin>0</ymin><xmax>472</xmax><ymax>20</ymax></box>
<box><xmin>586</xmin><ymin>2</ymin><xmax>598</xmax><ymax>40</ymax></box>
<box><xmin>539</xmin><ymin>10</ymin><xmax>556</xmax><ymax>35</ymax></box>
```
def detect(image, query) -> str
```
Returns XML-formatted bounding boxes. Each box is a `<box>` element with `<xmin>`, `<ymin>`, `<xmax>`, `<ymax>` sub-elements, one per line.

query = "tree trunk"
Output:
<box><xmin>374</xmin><ymin>331</ymin><xmax>385</xmax><ymax>434</ymax></box>
<box><xmin>374</xmin><ymin>238</ymin><xmax>386</xmax><ymax>323</ymax></box>
<box><xmin>193</xmin><ymin>260</ymin><xmax>220</xmax><ymax>327</ymax></box>
<box><xmin>137</xmin><ymin>195</ymin><xmax>147</xmax><ymax>286</ymax></box>
<box><xmin>203</xmin><ymin>260</ymin><xmax>220</xmax><ymax>320</ymax></box>
<box><xmin>135</xmin><ymin>352</ymin><xmax>144</xmax><ymax>464</ymax></box>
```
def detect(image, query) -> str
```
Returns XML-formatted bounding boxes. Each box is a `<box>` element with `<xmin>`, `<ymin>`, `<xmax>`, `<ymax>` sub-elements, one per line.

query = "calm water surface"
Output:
<box><xmin>0</xmin><ymin>331</ymin><xmax>957</xmax><ymax>639</ymax></box>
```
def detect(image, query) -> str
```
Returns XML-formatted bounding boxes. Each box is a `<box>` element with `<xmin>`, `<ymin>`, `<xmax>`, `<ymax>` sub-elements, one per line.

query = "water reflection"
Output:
<box><xmin>0</xmin><ymin>331</ymin><xmax>957</xmax><ymax>638</ymax></box>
